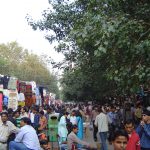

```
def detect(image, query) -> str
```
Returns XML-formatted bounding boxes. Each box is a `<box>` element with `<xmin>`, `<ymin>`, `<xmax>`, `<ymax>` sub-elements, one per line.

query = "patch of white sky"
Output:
<box><xmin>0</xmin><ymin>0</ymin><xmax>64</xmax><ymax>75</ymax></box>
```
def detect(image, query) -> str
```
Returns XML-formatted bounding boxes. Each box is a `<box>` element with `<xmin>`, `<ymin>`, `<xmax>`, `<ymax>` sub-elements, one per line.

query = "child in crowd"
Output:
<box><xmin>31</xmin><ymin>106</ymin><xmax>40</xmax><ymax>131</ymax></box>
<box><xmin>13</xmin><ymin>110</ymin><xmax>21</xmax><ymax>128</ymax></box>
<box><xmin>20</xmin><ymin>106</ymin><xmax>29</xmax><ymax>118</ymax></box>
<box><xmin>110</xmin><ymin>129</ymin><xmax>129</xmax><ymax>150</ymax></box>
<box><xmin>40</xmin><ymin>140</ymin><xmax>51</xmax><ymax>150</ymax></box>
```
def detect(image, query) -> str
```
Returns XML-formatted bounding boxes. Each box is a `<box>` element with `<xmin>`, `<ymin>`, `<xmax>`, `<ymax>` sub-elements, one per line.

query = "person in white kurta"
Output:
<box><xmin>69</xmin><ymin>110</ymin><xmax>77</xmax><ymax>125</ymax></box>
<box><xmin>58</xmin><ymin>112</ymin><xmax>69</xmax><ymax>144</ymax></box>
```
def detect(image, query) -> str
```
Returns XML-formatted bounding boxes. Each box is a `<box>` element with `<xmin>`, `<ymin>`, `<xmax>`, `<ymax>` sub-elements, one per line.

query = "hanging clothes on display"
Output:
<box><xmin>3</xmin><ymin>89</ymin><xmax>9</xmax><ymax>97</ymax></box>
<box><xmin>0</xmin><ymin>84</ymin><xmax>3</xmax><ymax>92</ymax></box>
<box><xmin>19</xmin><ymin>81</ymin><xmax>26</xmax><ymax>93</ymax></box>
<box><xmin>3</xmin><ymin>75</ymin><xmax>10</xmax><ymax>89</ymax></box>
<box><xmin>0</xmin><ymin>75</ymin><xmax>4</xmax><ymax>85</ymax></box>
<box><xmin>3</xmin><ymin>95</ymin><xmax>8</xmax><ymax>107</ymax></box>
<box><xmin>0</xmin><ymin>92</ymin><xmax>3</xmax><ymax>112</ymax></box>
<box><xmin>25</xmin><ymin>97</ymin><xmax>34</xmax><ymax>107</ymax></box>
<box><xmin>32</xmin><ymin>93</ymin><xmax>36</xmax><ymax>105</ymax></box>
<box><xmin>3</xmin><ymin>89</ymin><xmax>9</xmax><ymax>107</ymax></box>
<box><xmin>30</xmin><ymin>81</ymin><xmax>37</xmax><ymax>93</ymax></box>
<box><xmin>18</xmin><ymin>92</ymin><xmax>25</xmax><ymax>107</ymax></box>
<box><xmin>0</xmin><ymin>74</ymin><xmax>53</xmax><ymax>109</ymax></box>
<box><xmin>39</xmin><ymin>87</ymin><xmax>44</xmax><ymax>106</ymax></box>
<box><xmin>0</xmin><ymin>78</ymin><xmax>4</xmax><ymax>112</ymax></box>
<box><xmin>25</xmin><ymin>83</ymin><xmax>34</xmax><ymax>107</ymax></box>
<box><xmin>35</xmin><ymin>87</ymin><xmax>41</xmax><ymax>105</ymax></box>
<box><xmin>17</xmin><ymin>80</ymin><xmax>19</xmax><ymax>91</ymax></box>
<box><xmin>8</xmin><ymin>77</ymin><xmax>17</xmax><ymax>90</ymax></box>
<box><xmin>25</xmin><ymin>84</ymin><xmax>32</xmax><ymax>97</ymax></box>
<box><xmin>8</xmin><ymin>90</ymin><xmax>18</xmax><ymax>111</ymax></box>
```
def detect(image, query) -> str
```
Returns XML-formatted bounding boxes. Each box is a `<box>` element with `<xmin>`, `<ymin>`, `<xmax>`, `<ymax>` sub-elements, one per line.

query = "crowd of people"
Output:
<box><xmin>92</xmin><ymin>101</ymin><xmax>150</xmax><ymax>150</ymax></box>
<box><xmin>0</xmin><ymin>100</ymin><xmax>149</xmax><ymax>150</ymax></box>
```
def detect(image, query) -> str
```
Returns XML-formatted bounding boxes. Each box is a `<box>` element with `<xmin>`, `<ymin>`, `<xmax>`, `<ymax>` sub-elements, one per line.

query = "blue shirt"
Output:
<box><xmin>136</xmin><ymin>124</ymin><xmax>150</xmax><ymax>148</ymax></box>
<box><xmin>3</xmin><ymin>95</ymin><xmax>8</xmax><ymax>106</ymax></box>
<box><xmin>15</xmin><ymin>125</ymin><xmax>41</xmax><ymax>150</ymax></box>
<box><xmin>108</xmin><ymin>112</ymin><xmax>116</xmax><ymax>125</ymax></box>
<box><xmin>33</xmin><ymin>114</ymin><xmax>40</xmax><ymax>129</ymax></box>
<box><xmin>35</xmin><ymin>87</ymin><xmax>40</xmax><ymax>96</ymax></box>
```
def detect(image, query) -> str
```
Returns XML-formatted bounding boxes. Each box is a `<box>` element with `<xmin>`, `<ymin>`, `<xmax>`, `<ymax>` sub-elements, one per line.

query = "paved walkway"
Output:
<box><xmin>50</xmin><ymin>123</ymin><xmax>113</xmax><ymax>150</ymax></box>
<box><xmin>83</xmin><ymin>125</ymin><xmax>113</xmax><ymax>150</ymax></box>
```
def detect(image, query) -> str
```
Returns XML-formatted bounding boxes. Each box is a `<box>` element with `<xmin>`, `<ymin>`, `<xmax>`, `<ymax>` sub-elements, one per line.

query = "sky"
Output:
<box><xmin>0</xmin><ymin>0</ymin><xmax>64</xmax><ymax>68</ymax></box>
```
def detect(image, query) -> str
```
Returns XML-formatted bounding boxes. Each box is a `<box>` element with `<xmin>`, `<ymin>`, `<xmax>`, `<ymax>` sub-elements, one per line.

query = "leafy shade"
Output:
<box><xmin>28</xmin><ymin>0</ymin><xmax>150</xmax><ymax>101</ymax></box>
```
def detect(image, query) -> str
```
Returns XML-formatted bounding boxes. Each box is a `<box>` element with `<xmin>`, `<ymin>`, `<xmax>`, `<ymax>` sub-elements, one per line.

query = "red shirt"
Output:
<box><xmin>126</xmin><ymin>131</ymin><xmax>140</xmax><ymax>150</ymax></box>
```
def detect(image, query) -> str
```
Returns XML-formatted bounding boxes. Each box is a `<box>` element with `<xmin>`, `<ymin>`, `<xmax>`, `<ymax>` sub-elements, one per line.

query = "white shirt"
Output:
<box><xmin>0</xmin><ymin>121</ymin><xmax>18</xmax><ymax>142</ymax></box>
<box><xmin>20</xmin><ymin>113</ymin><xmax>29</xmax><ymax>118</ymax></box>
<box><xmin>58</xmin><ymin>116</ymin><xmax>68</xmax><ymax>138</ymax></box>
<box><xmin>29</xmin><ymin>113</ymin><xmax>35</xmax><ymax>123</ymax></box>
<box><xmin>15</xmin><ymin>125</ymin><xmax>40</xmax><ymax>150</ymax></box>
<box><xmin>18</xmin><ymin>93</ymin><xmax>25</xmax><ymax>102</ymax></box>
<box><xmin>70</xmin><ymin>116</ymin><xmax>77</xmax><ymax>125</ymax></box>
<box><xmin>95</xmin><ymin>112</ymin><xmax>109</xmax><ymax>132</ymax></box>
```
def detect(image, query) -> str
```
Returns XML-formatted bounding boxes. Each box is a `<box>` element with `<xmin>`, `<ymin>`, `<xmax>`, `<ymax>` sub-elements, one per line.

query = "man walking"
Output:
<box><xmin>91</xmin><ymin>106</ymin><xmax>99</xmax><ymax>141</ymax></box>
<box><xmin>95</xmin><ymin>107</ymin><xmax>109</xmax><ymax>150</ymax></box>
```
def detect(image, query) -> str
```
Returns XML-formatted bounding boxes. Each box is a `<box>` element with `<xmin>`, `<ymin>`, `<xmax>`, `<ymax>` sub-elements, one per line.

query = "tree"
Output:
<box><xmin>28</xmin><ymin>0</ymin><xmax>150</xmax><ymax>101</ymax></box>
<box><xmin>0</xmin><ymin>41</ymin><xmax>59</xmax><ymax>96</ymax></box>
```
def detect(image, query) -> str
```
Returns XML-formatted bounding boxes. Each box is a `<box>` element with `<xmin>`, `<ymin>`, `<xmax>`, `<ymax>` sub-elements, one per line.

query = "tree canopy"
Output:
<box><xmin>28</xmin><ymin>0</ymin><xmax>150</xmax><ymax>101</ymax></box>
<box><xmin>0</xmin><ymin>41</ymin><xmax>59</xmax><ymax>96</ymax></box>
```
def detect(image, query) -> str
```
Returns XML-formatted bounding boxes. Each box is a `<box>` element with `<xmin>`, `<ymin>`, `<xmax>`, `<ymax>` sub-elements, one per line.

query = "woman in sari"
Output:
<box><xmin>76</xmin><ymin>110</ymin><xmax>83</xmax><ymax>140</ymax></box>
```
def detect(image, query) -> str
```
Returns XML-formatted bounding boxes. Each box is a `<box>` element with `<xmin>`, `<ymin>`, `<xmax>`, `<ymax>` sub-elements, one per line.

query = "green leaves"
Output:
<box><xmin>94</xmin><ymin>46</ymin><xmax>107</xmax><ymax>57</ymax></box>
<box><xmin>0</xmin><ymin>42</ymin><xmax>59</xmax><ymax>97</ymax></box>
<box><xmin>29</xmin><ymin>0</ymin><xmax>150</xmax><ymax>101</ymax></box>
